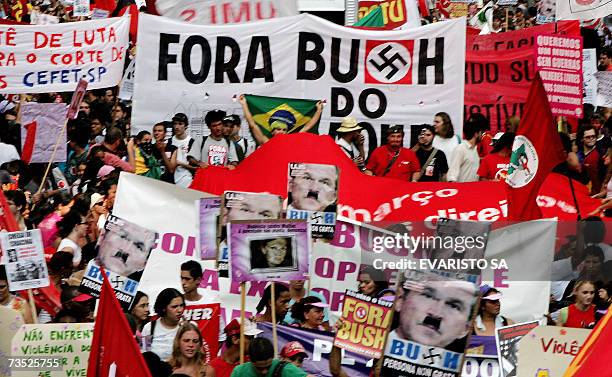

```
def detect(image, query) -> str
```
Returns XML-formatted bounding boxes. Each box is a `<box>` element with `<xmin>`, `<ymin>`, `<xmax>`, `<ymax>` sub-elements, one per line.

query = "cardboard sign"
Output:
<box><xmin>0</xmin><ymin>229</ymin><xmax>49</xmax><ymax>291</ymax></box>
<box><xmin>198</xmin><ymin>197</ymin><xmax>222</xmax><ymax>260</ymax></box>
<box><xmin>67</xmin><ymin>79</ymin><xmax>88</xmax><ymax>119</ymax></box>
<box><xmin>334</xmin><ymin>290</ymin><xmax>393</xmax><ymax>359</ymax></box>
<box><xmin>495</xmin><ymin>321</ymin><xmax>539</xmax><ymax>377</ymax></box>
<box><xmin>535</xmin><ymin>34</ymin><xmax>583</xmax><ymax>118</ymax></box>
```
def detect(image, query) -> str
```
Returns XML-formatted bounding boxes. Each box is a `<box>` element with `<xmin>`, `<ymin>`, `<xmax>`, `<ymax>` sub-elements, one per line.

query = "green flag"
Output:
<box><xmin>244</xmin><ymin>94</ymin><xmax>320</xmax><ymax>137</ymax></box>
<box><xmin>354</xmin><ymin>6</ymin><xmax>385</xmax><ymax>28</ymax></box>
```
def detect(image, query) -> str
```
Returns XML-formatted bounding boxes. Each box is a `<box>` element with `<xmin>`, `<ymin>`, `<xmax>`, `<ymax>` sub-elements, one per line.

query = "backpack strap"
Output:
<box><xmin>419</xmin><ymin>148</ymin><xmax>439</xmax><ymax>178</ymax></box>
<box><xmin>235</xmin><ymin>140</ymin><xmax>245</xmax><ymax>161</ymax></box>
<box><xmin>150</xmin><ymin>319</ymin><xmax>157</xmax><ymax>340</ymax></box>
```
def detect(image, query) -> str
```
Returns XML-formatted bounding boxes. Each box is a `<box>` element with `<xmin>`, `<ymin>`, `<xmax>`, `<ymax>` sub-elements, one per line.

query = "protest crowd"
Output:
<box><xmin>0</xmin><ymin>0</ymin><xmax>611</xmax><ymax>376</ymax></box>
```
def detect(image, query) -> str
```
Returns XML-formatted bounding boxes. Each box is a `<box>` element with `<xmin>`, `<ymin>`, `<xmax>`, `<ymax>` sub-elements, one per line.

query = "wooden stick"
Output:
<box><xmin>271</xmin><ymin>282</ymin><xmax>278</xmax><ymax>358</ymax></box>
<box><xmin>27</xmin><ymin>289</ymin><xmax>38</xmax><ymax>324</ymax></box>
<box><xmin>505</xmin><ymin>8</ymin><xmax>509</xmax><ymax>32</ymax></box>
<box><xmin>240</xmin><ymin>282</ymin><xmax>246</xmax><ymax>364</ymax></box>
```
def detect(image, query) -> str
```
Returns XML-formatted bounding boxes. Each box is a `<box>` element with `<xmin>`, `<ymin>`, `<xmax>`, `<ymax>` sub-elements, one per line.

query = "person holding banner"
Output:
<box><xmin>556</xmin><ymin>281</ymin><xmax>597</xmax><ymax>329</ymax></box>
<box><xmin>253</xmin><ymin>283</ymin><xmax>291</xmax><ymax>324</ymax></box>
<box><xmin>169</xmin><ymin>322</ymin><xmax>209</xmax><ymax>377</ymax></box>
<box><xmin>230</xmin><ymin>337</ymin><xmax>313</xmax><ymax>377</ymax></box>
<box><xmin>364</xmin><ymin>126</ymin><xmax>420</xmax><ymax>181</ymax></box>
<box><xmin>335</xmin><ymin>117</ymin><xmax>366</xmax><ymax>170</ymax></box>
<box><xmin>238</xmin><ymin>95</ymin><xmax>323</xmax><ymax>146</ymax></box>
<box><xmin>289</xmin><ymin>296</ymin><xmax>328</xmax><ymax>331</ymax></box>
<box><xmin>208</xmin><ymin>318</ymin><xmax>263</xmax><ymax>377</ymax></box>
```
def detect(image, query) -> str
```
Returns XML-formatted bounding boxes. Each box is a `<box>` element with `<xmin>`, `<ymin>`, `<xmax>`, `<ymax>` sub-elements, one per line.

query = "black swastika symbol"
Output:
<box><xmin>111</xmin><ymin>275</ymin><xmax>124</xmax><ymax>289</ymax></box>
<box><xmin>423</xmin><ymin>347</ymin><xmax>442</xmax><ymax>366</ymax></box>
<box><xmin>368</xmin><ymin>45</ymin><xmax>408</xmax><ymax>80</ymax></box>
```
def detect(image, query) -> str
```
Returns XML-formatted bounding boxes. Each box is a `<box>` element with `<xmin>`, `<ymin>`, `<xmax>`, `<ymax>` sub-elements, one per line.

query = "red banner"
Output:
<box><xmin>190</xmin><ymin>134</ymin><xmax>602</xmax><ymax>224</ymax></box>
<box><xmin>465</xmin><ymin>21</ymin><xmax>581</xmax><ymax>133</ymax></box>
<box><xmin>182</xmin><ymin>303</ymin><xmax>221</xmax><ymax>363</ymax></box>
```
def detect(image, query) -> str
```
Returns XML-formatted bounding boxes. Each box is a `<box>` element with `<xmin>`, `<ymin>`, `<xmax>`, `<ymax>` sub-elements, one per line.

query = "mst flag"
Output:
<box><xmin>87</xmin><ymin>270</ymin><xmax>151</xmax><ymax>377</ymax></box>
<box><xmin>354</xmin><ymin>6</ymin><xmax>385</xmax><ymax>27</ymax></box>
<box><xmin>564</xmin><ymin>307</ymin><xmax>612</xmax><ymax>377</ymax></box>
<box><xmin>505</xmin><ymin>73</ymin><xmax>565</xmax><ymax>221</ymax></box>
<box><xmin>244</xmin><ymin>94</ymin><xmax>320</xmax><ymax>137</ymax></box>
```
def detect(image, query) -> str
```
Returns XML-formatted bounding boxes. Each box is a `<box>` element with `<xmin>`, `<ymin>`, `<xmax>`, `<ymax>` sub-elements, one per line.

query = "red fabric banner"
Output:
<box><xmin>465</xmin><ymin>21</ymin><xmax>581</xmax><ymax>133</ymax></box>
<box><xmin>183</xmin><ymin>303</ymin><xmax>221</xmax><ymax>363</ymax></box>
<box><xmin>190</xmin><ymin>134</ymin><xmax>601</xmax><ymax>224</ymax></box>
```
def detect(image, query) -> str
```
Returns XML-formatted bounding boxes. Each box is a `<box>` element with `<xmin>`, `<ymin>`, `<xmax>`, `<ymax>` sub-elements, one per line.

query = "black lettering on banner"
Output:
<box><xmin>418</xmin><ymin>37</ymin><xmax>444</xmax><ymax>85</ymax></box>
<box><xmin>331</xmin><ymin>87</ymin><xmax>354</xmax><ymax>117</ymax></box>
<box><xmin>215</xmin><ymin>37</ymin><xmax>241</xmax><ymax>83</ymax></box>
<box><xmin>182</xmin><ymin>35</ymin><xmax>211</xmax><ymax>84</ymax></box>
<box><xmin>465</xmin><ymin>62</ymin><xmax>499</xmax><ymax>84</ymax></box>
<box><xmin>357</xmin><ymin>121</ymin><xmax>378</xmax><ymax>155</ymax></box>
<box><xmin>297</xmin><ymin>32</ymin><xmax>325</xmax><ymax>80</ymax></box>
<box><xmin>244</xmin><ymin>36</ymin><xmax>274</xmax><ymax>83</ymax></box>
<box><xmin>510</xmin><ymin>60</ymin><xmax>534</xmax><ymax>83</ymax></box>
<box><xmin>359</xmin><ymin>88</ymin><xmax>386</xmax><ymax>118</ymax></box>
<box><xmin>158</xmin><ymin>33</ymin><xmax>180</xmax><ymax>80</ymax></box>
<box><xmin>331</xmin><ymin>38</ymin><xmax>360</xmax><ymax>83</ymax></box>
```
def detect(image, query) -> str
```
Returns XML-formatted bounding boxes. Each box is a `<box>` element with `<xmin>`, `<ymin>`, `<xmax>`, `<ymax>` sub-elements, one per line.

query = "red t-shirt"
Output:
<box><xmin>565</xmin><ymin>304</ymin><xmax>596</xmax><ymax>329</ymax></box>
<box><xmin>209</xmin><ymin>356</ymin><xmax>239</xmax><ymax>377</ymax></box>
<box><xmin>366</xmin><ymin>146</ymin><xmax>420</xmax><ymax>181</ymax></box>
<box><xmin>477</xmin><ymin>153</ymin><xmax>510</xmax><ymax>181</ymax></box>
<box><xmin>478</xmin><ymin>132</ymin><xmax>494</xmax><ymax>158</ymax></box>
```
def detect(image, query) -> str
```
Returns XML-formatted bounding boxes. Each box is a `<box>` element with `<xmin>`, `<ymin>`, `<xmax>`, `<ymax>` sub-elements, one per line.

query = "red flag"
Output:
<box><xmin>20</xmin><ymin>120</ymin><xmax>37</xmax><ymax>164</ymax></box>
<box><xmin>564</xmin><ymin>308</ymin><xmax>612</xmax><ymax>376</ymax></box>
<box><xmin>0</xmin><ymin>190</ymin><xmax>19</xmax><ymax>232</ymax></box>
<box><xmin>87</xmin><ymin>270</ymin><xmax>152</xmax><ymax>377</ymax></box>
<box><xmin>505</xmin><ymin>73</ymin><xmax>565</xmax><ymax>221</ymax></box>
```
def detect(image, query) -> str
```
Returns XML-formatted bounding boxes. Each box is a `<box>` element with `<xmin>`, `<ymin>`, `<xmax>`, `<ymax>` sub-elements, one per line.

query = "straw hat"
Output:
<box><xmin>336</xmin><ymin>117</ymin><xmax>362</xmax><ymax>133</ymax></box>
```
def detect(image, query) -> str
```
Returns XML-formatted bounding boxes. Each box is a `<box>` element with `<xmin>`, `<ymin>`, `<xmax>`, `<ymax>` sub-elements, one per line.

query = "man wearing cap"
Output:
<box><xmin>412</xmin><ymin>124</ymin><xmax>448</xmax><ymax>182</ymax></box>
<box><xmin>478</xmin><ymin>132</ymin><xmax>514</xmax><ymax>181</ymax></box>
<box><xmin>364</xmin><ymin>126</ymin><xmax>421</xmax><ymax>182</ymax></box>
<box><xmin>167</xmin><ymin>112</ymin><xmax>196</xmax><ymax>187</ymax></box>
<box><xmin>335</xmin><ymin>117</ymin><xmax>366</xmax><ymax>170</ymax></box>
<box><xmin>188</xmin><ymin>109</ymin><xmax>238</xmax><ymax>170</ymax></box>
<box><xmin>223</xmin><ymin>114</ymin><xmax>256</xmax><ymax>163</ymax></box>
<box><xmin>231</xmin><ymin>337</ymin><xmax>313</xmax><ymax>377</ymax></box>
<box><xmin>239</xmin><ymin>95</ymin><xmax>323</xmax><ymax>146</ymax></box>
<box><xmin>208</xmin><ymin>318</ymin><xmax>263</xmax><ymax>377</ymax></box>
<box><xmin>280</xmin><ymin>341</ymin><xmax>308</xmax><ymax>368</ymax></box>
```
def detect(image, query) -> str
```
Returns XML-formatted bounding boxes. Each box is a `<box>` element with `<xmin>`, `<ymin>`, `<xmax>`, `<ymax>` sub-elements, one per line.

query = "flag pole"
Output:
<box><xmin>567</xmin><ymin>176</ymin><xmax>582</xmax><ymax>221</ymax></box>
<box><xmin>271</xmin><ymin>282</ymin><xmax>278</xmax><ymax>358</ymax></box>
<box><xmin>240</xmin><ymin>282</ymin><xmax>246</xmax><ymax>364</ymax></box>
<box><xmin>27</xmin><ymin>289</ymin><xmax>38</xmax><ymax>324</ymax></box>
<box><xmin>35</xmin><ymin>118</ymin><xmax>68</xmax><ymax>197</ymax></box>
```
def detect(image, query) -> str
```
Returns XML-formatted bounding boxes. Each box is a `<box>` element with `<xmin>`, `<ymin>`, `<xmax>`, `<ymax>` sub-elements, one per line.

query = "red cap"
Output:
<box><xmin>280</xmin><ymin>341</ymin><xmax>307</xmax><ymax>358</ymax></box>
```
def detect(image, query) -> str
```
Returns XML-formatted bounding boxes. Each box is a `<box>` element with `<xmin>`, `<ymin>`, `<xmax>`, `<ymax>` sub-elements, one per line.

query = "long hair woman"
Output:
<box><xmin>557</xmin><ymin>281</ymin><xmax>597</xmax><ymax>329</ymax></box>
<box><xmin>168</xmin><ymin>322</ymin><xmax>207</xmax><ymax>377</ymax></box>
<box><xmin>432</xmin><ymin>112</ymin><xmax>460</xmax><ymax>162</ymax></box>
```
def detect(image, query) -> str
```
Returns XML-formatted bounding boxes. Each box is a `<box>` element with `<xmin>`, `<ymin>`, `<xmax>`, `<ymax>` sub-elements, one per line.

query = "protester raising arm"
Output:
<box><xmin>298</xmin><ymin>101</ymin><xmax>324</xmax><ymax>134</ymax></box>
<box><xmin>239</xmin><ymin>95</ymin><xmax>269</xmax><ymax>146</ymax></box>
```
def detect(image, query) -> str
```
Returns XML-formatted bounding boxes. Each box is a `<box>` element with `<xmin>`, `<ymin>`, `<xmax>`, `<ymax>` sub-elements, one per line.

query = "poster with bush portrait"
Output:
<box><xmin>0</xmin><ymin>229</ymin><xmax>49</xmax><ymax>291</ymax></box>
<box><xmin>228</xmin><ymin>219</ymin><xmax>310</xmax><ymax>281</ymax></box>
<box><xmin>199</xmin><ymin>197</ymin><xmax>221</xmax><ymax>260</ymax></box>
<box><xmin>382</xmin><ymin>269</ymin><xmax>480</xmax><ymax>377</ymax></box>
<box><xmin>218</xmin><ymin>191</ymin><xmax>283</xmax><ymax>277</ymax></box>
<box><xmin>286</xmin><ymin>162</ymin><xmax>339</xmax><ymax>239</ymax></box>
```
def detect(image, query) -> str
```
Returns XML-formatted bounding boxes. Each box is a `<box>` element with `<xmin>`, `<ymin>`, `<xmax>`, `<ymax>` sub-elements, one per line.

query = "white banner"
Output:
<box><xmin>595</xmin><ymin>71</ymin><xmax>612</xmax><ymax>108</ymax></box>
<box><xmin>299</xmin><ymin>0</ymin><xmax>345</xmax><ymax>11</ymax></box>
<box><xmin>583</xmin><ymin>48</ymin><xmax>598</xmax><ymax>105</ymax></box>
<box><xmin>152</xmin><ymin>0</ymin><xmax>298</xmax><ymax>24</ymax></box>
<box><xmin>482</xmin><ymin>221</ymin><xmax>557</xmax><ymax>323</ymax></box>
<box><xmin>132</xmin><ymin>14</ymin><xmax>466</xmax><ymax>152</ymax></box>
<box><xmin>556</xmin><ymin>0</ymin><xmax>612</xmax><ymax>21</ymax></box>
<box><xmin>20</xmin><ymin>102</ymin><xmax>68</xmax><ymax>163</ymax></box>
<box><xmin>0</xmin><ymin>17</ymin><xmax>130</xmax><ymax>94</ymax></box>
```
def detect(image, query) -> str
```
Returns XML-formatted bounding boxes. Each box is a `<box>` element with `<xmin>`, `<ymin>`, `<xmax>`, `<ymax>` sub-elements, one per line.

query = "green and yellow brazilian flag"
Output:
<box><xmin>244</xmin><ymin>94</ymin><xmax>320</xmax><ymax>138</ymax></box>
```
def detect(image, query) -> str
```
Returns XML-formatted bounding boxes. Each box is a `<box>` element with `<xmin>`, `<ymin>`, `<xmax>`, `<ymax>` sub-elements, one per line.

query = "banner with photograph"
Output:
<box><xmin>19</xmin><ymin>102</ymin><xmax>68</xmax><ymax>163</ymax></box>
<box><xmin>229</xmin><ymin>219</ymin><xmax>310</xmax><ymax>281</ymax></box>
<box><xmin>0</xmin><ymin>17</ymin><xmax>129</xmax><ymax>93</ymax></box>
<box><xmin>0</xmin><ymin>229</ymin><xmax>49</xmax><ymax>291</ymax></box>
<box><xmin>149</xmin><ymin>0</ymin><xmax>298</xmax><ymax>24</ymax></box>
<box><xmin>495</xmin><ymin>321</ymin><xmax>539</xmax><ymax>377</ymax></box>
<box><xmin>11</xmin><ymin>323</ymin><xmax>94</xmax><ymax>377</ymax></box>
<box><xmin>198</xmin><ymin>197</ymin><xmax>221</xmax><ymax>260</ymax></box>
<box><xmin>516</xmin><ymin>325</ymin><xmax>590</xmax><ymax>376</ymax></box>
<box><xmin>556</xmin><ymin>0</ymin><xmax>612</xmax><ymax>20</ymax></box>
<box><xmin>287</xmin><ymin>163</ymin><xmax>339</xmax><ymax>239</ymax></box>
<box><xmin>382</xmin><ymin>269</ymin><xmax>479</xmax><ymax>377</ymax></box>
<box><xmin>218</xmin><ymin>191</ymin><xmax>283</xmax><ymax>277</ymax></box>
<box><xmin>79</xmin><ymin>215</ymin><xmax>157</xmax><ymax>310</ymax></box>
<box><xmin>334</xmin><ymin>289</ymin><xmax>393</xmax><ymax>359</ymax></box>
<box><xmin>259</xmin><ymin>322</ymin><xmax>371</xmax><ymax>377</ymax></box>
<box><xmin>132</xmin><ymin>13</ymin><xmax>466</xmax><ymax>153</ymax></box>
<box><xmin>181</xmin><ymin>303</ymin><xmax>221</xmax><ymax>363</ymax></box>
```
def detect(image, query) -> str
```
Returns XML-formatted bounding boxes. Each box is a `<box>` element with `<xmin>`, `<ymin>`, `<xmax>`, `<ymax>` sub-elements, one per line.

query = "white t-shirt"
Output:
<box><xmin>0</xmin><ymin>142</ymin><xmax>19</xmax><ymax>166</ymax></box>
<box><xmin>188</xmin><ymin>136</ymin><xmax>238</xmax><ymax>167</ymax></box>
<box><xmin>140</xmin><ymin>320</ymin><xmax>180</xmax><ymax>362</ymax></box>
<box><xmin>185</xmin><ymin>292</ymin><xmax>226</xmax><ymax>342</ymax></box>
<box><xmin>432</xmin><ymin>135</ymin><xmax>460</xmax><ymax>163</ymax></box>
<box><xmin>58</xmin><ymin>238</ymin><xmax>82</xmax><ymax>267</ymax></box>
<box><xmin>171</xmin><ymin>135</ymin><xmax>194</xmax><ymax>188</ymax></box>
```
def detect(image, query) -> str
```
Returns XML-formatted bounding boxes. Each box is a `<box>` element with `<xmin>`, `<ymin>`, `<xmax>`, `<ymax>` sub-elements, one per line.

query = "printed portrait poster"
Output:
<box><xmin>79</xmin><ymin>215</ymin><xmax>157</xmax><ymax>310</ymax></box>
<box><xmin>334</xmin><ymin>290</ymin><xmax>393</xmax><ymax>359</ymax></box>
<box><xmin>495</xmin><ymin>320</ymin><xmax>539</xmax><ymax>377</ymax></box>
<box><xmin>198</xmin><ymin>197</ymin><xmax>222</xmax><ymax>260</ymax></box>
<box><xmin>382</xmin><ymin>269</ymin><xmax>480</xmax><ymax>377</ymax></box>
<box><xmin>286</xmin><ymin>162</ymin><xmax>339</xmax><ymax>239</ymax></box>
<box><xmin>228</xmin><ymin>219</ymin><xmax>310</xmax><ymax>281</ymax></box>
<box><xmin>218</xmin><ymin>191</ymin><xmax>283</xmax><ymax>277</ymax></box>
<box><xmin>515</xmin><ymin>325</ymin><xmax>590</xmax><ymax>377</ymax></box>
<box><xmin>0</xmin><ymin>229</ymin><xmax>50</xmax><ymax>291</ymax></box>
<box><xmin>428</xmin><ymin>218</ymin><xmax>491</xmax><ymax>275</ymax></box>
